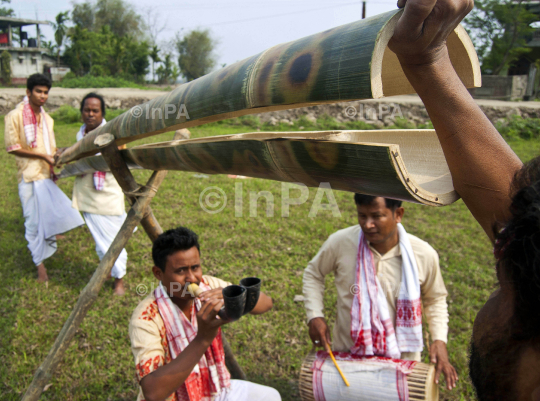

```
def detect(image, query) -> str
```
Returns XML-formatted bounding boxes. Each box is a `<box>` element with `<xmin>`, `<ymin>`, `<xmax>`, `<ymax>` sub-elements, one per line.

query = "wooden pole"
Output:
<box><xmin>21</xmin><ymin>170</ymin><xmax>167</xmax><ymax>401</ymax></box>
<box><xmin>98</xmin><ymin>135</ymin><xmax>165</xmax><ymax>242</ymax></box>
<box><xmin>222</xmin><ymin>334</ymin><xmax>247</xmax><ymax>381</ymax></box>
<box><xmin>362</xmin><ymin>1</ymin><xmax>366</xmax><ymax>19</ymax></box>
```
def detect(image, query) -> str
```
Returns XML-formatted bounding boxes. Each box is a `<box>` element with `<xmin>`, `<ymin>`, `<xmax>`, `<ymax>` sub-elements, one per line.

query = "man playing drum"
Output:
<box><xmin>390</xmin><ymin>0</ymin><xmax>540</xmax><ymax>399</ymax></box>
<box><xmin>303</xmin><ymin>195</ymin><xmax>457</xmax><ymax>390</ymax></box>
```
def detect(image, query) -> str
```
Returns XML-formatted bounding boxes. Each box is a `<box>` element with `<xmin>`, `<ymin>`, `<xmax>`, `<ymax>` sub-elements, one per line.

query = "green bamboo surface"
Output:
<box><xmin>59</xmin><ymin>131</ymin><xmax>458</xmax><ymax>206</ymax></box>
<box><xmin>58</xmin><ymin>10</ymin><xmax>408</xmax><ymax>164</ymax></box>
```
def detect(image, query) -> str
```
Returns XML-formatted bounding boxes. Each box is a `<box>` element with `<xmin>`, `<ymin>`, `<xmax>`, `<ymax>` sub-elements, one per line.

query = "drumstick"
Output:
<box><xmin>326</xmin><ymin>346</ymin><xmax>350</xmax><ymax>387</ymax></box>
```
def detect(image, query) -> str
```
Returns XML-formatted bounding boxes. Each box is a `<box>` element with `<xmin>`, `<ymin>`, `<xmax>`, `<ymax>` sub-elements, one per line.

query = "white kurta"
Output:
<box><xmin>72</xmin><ymin>120</ymin><xmax>128</xmax><ymax>279</ymax></box>
<box><xmin>19</xmin><ymin>179</ymin><xmax>84</xmax><ymax>265</ymax></box>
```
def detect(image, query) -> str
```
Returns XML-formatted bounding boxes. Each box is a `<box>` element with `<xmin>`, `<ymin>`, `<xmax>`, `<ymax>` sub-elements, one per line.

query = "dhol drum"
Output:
<box><xmin>299</xmin><ymin>352</ymin><xmax>439</xmax><ymax>401</ymax></box>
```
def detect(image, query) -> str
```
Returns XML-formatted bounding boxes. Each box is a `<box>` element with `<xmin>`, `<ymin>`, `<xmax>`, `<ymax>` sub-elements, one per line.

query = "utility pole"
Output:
<box><xmin>362</xmin><ymin>1</ymin><xmax>366</xmax><ymax>19</ymax></box>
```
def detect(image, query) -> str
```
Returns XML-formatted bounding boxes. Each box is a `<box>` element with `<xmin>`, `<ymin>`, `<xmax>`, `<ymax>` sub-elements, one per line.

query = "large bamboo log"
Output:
<box><xmin>59</xmin><ymin>130</ymin><xmax>458</xmax><ymax>206</ymax></box>
<box><xmin>57</xmin><ymin>10</ymin><xmax>480</xmax><ymax>165</ymax></box>
<box><xmin>21</xmin><ymin>171</ymin><xmax>167</xmax><ymax>401</ymax></box>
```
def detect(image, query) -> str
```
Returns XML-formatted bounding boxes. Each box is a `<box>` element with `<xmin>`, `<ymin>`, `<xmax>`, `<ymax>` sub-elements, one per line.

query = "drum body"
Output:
<box><xmin>299</xmin><ymin>352</ymin><xmax>439</xmax><ymax>401</ymax></box>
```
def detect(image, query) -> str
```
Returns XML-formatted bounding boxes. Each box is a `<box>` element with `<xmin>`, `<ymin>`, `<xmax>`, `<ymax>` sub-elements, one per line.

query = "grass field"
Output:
<box><xmin>0</xmin><ymin>114</ymin><xmax>538</xmax><ymax>401</ymax></box>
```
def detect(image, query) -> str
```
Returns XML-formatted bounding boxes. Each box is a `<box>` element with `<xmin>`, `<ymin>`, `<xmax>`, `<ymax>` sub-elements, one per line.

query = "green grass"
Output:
<box><xmin>1</xmin><ymin>114</ymin><xmax>539</xmax><ymax>400</ymax></box>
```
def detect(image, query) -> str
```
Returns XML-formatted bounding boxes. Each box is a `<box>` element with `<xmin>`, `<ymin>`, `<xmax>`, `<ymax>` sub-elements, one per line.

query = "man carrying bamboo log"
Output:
<box><xmin>4</xmin><ymin>73</ymin><xmax>84</xmax><ymax>282</ymax></box>
<box><xmin>129</xmin><ymin>226</ymin><xmax>281</xmax><ymax>401</ymax></box>
<box><xmin>390</xmin><ymin>1</ymin><xmax>540</xmax><ymax>399</ymax></box>
<box><xmin>303</xmin><ymin>195</ymin><xmax>458</xmax><ymax>391</ymax></box>
<box><xmin>71</xmin><ymin>92</ymin><xmax>129</xmax><ymax>295</ymax></box>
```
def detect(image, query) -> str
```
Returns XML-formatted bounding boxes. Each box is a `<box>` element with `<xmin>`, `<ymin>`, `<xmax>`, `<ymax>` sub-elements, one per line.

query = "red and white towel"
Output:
<box><xmin>155</xmin><ymin>282</ymin><xmax>231</xmax><ymax>401</ymax></box>
<box><xmin>77</xmin><ymin>120</ymin><xmax>107</xmax><ymax>190</ymax></box>
<box><xmin>22</xmin><ymin>96</ymin><xmax>56</xmax><ymax>181</ymax></box>
<box><xmin>350</xmin><ymin>223</ymin><xmax>423</xmax><ymax>358</ymax></box>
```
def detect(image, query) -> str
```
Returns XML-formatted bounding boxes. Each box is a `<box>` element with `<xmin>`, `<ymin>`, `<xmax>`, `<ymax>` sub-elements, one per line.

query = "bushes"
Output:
<box><xmin>0</xmin><ymin>50</ymin><xmax>12</xmax><ymax>86</ymax></box>
<box><xmin>496</xmin><ymin>115</ymin><xmax>540</xmax><ymax>140</ymax></box>
<box><xmin>50</xmin><ymin>105</ymin><xmax>129</xmax><ymax>124</ymax></box>
<box><xmin>55</xmin><ymin>75</ymin><xmax>146</xmax><ymax>89</ymax></box>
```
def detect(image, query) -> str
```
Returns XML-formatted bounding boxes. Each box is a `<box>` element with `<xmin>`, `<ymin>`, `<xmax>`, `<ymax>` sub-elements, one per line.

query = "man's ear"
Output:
<box><xmin>152</xmin><ymin>266</ymin><xmax>163</xmax><ymax>281</ymax></box>
<box><xmin>26</xmin><ymin>88</ymin><xmax>31</xmax><ymax>98</ymax></box>
<box><xmin>394</xmin><ymin>207</ymin><xmax>405</xmax><ymax>223</ymax></box>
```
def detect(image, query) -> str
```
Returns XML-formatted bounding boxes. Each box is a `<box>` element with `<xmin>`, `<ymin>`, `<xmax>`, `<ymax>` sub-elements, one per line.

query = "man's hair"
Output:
<box><xmin>80</xmin><ymin>92</ymin><xmax>106</xmax><ymax>116</ymax></box>
<box><xmin>495</xmin><ymin>156</ymin><xmax>540</xmax><ymax>337</ymax></box>
<box><xmin>473</xmin><ymin>155</ymin><xmax>540</xmax><ymax>400</ymax></box>
<box><xmin>152</xmin><ymin>227</ymin><xmax>201</xmax><ymax>271</ymax></box>
<box><xmin>354</xmin><ymin>194</ymin><xmax>402</xmax><ymax>211</ymax></box>
<box><xmin>27</xmin><ymin>73</ymin><xmax>52</xmax><ymax>91</ymax></box>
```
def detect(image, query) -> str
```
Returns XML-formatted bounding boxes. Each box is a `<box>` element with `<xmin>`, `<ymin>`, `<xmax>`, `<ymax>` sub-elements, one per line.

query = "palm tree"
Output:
<box><xmin>50</xmin><ymin>11</ymin><xmax>70</xmax><ymax>67</ymax></box>
<box><xmin>149</xmin><ymin>44</ymin><xmax>161</xmax><ymax>83</ymax></box>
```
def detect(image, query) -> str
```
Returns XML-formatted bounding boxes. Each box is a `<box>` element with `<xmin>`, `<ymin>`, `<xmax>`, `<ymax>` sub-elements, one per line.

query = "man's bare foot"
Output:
<box><xmin>55</xmin><ymin>234</ymin><xmax>66</xmax><ymax>240</ymax></box>
<box><xmin>113</xmin><ymin>278</ymin><xmax>125</xmax><ymax>296</ymax></box>
<box><xmin>36</xmin><ymin>263</ymin><xmax>49</xmax><ymax>282</ymax></box>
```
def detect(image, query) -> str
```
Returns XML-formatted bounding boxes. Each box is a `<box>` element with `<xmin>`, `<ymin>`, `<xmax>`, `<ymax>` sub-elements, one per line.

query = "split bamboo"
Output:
<box><xmin>57</xmin><ymin>10</ymin><xmax>480</xmax><ymax>165</ymax></box>
<box><xmin>59</xmin><ymin>130</ymin><xmax>458</xmax><ymax>206</ymax></box>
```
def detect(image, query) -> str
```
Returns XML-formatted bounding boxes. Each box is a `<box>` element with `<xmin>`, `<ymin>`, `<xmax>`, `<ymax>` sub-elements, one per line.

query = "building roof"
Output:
<box><xmin>0</xmin><ymin>17</ymin><xmax>49</xmax><ymax>29</ymax></box>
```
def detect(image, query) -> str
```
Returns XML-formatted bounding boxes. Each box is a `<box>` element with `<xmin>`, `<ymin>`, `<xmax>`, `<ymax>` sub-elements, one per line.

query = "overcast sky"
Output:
<box><xmin>14</xmin><ymin>0</ymin><xmax>398</xmax><ymax>67</ymax></box>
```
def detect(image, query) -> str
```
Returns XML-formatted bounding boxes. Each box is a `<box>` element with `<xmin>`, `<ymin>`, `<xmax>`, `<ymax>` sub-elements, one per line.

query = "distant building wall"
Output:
<box><xmin>470</xmin><ymin>75</ymin><xmax>529</xmax><ymax>100</ymax></box>
<box><xmin>8</xmin><ymin>49</ymin><xmax>56</xmax><ymax>84</ymax></box>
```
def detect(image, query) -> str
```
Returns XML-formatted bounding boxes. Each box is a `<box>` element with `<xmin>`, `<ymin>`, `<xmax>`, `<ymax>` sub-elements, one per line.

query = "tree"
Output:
<box><xmin>71</xmin><ymin>0</ymin><xmax>143</xmax><ymax>37</ymax></box>
<box><xmin>149</xmin><ymin>44</ymin><xmax>161</xmax><ymax>83</ymax></box>
<box><xmin>0</xmin><ymin>50</ymin><xmax>11</xmax><ymax>85</ymax></box>
<box><xmin>464</xmin><ymin>0</ymin><xmax>538</xmax><ymax>75</ymax></box>
<box><xmin>63</xmin><ymin>25</ymin><xmax>149</xmax><ymax>81</ymax></box>
<box><xmin>0</xmin><ymin>0</ymin><xmax>14</xmax><ymax>17</ymax></box>
<box><xmin>156</xmin><ymin>53</ymin><xmax>179</xmax><ymax>84</ymax></box>
<box><xmin>175</xmin><ymin>29</ymin><xmax>217</xmax><ymax>81</ymax></box>
<box><xmin>50</xmin><ymin>11</ymin><xmax>70</xmax><ymax>67</ymax></box>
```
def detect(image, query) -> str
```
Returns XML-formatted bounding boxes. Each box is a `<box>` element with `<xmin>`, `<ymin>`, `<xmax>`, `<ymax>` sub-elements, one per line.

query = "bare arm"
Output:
<box><xmin>249</xmin><ymin>291</ymin><xmax>273</xmax><ymax>315</ymax></box>
<box><xmin>140</xmin><ymin>298</ymin><xmax>226</xmax><ymax>401</ymax></box>
<box><xmin>10</xmin><ymin>149</ymin><xmax>55</xmax><ymax>165</ymax></box>
<box><xmin>390</xmin><ymin>0</ymin><xmax>523</xmax><ymax>241</ymax></box>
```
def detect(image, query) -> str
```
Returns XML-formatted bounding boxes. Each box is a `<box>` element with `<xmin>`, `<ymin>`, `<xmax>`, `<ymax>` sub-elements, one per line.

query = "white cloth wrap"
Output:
<box><xmin>83</xmin><ymin>211</ymin><xmax>128</xmax><ymax>279</ymax></box>
<box><xmin>18</xmin><ymin>179</ymin><xmax>84</xmax><ymax>265</ymax></box>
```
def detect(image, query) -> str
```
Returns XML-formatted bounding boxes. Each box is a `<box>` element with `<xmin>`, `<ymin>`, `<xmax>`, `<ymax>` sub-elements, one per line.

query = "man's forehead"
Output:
<box><xmin>357</xmin><ymin>198</ymin><xmax>389</xmax><ymax>212</ymax></box>
<box><xmin>83</xmin><ymin>98</ymin><xmax>102</xmax><ymax>109</ymax></box>
<box><xmin>31</xmin><ymin>85</ymin><xmax>49</xmax><ymax>93</ymax></box>
<box><xmin>166</xmin><ymin>247</ymin><xmax>200</xmax><ymax>266</ymax></box>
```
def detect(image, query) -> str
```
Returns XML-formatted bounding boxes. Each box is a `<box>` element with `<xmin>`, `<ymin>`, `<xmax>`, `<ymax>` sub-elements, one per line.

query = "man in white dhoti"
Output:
<box><xmin>303</xmin><ymin>194</ymin><xmax>458</xmax><ymax>395</ymax></box>
<box><xmin>4</xmin><ymin>73</ymin><xmax>84</xmax><ymax>282</ymax></box>
<box><xmin>71</xmin><ymin>93</ymin><xmax>129</xmax><ymax>295</ymax></box>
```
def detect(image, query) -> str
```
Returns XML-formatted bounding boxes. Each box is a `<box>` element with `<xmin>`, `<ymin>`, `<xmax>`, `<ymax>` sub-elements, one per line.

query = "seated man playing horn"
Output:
<box><xmin>303</xmin><ymin>195</ymin><xmax>457</xmax><ymax>390</ymax></box>
<box><xmin>129</xmin><ymin>226</ymin><xmax>281</xmax><ymax>401</ymax></box>
<box><xmin>391</xmin><ymin>0</ymin><xmax>540</xmax><ymax>399</ymax></box>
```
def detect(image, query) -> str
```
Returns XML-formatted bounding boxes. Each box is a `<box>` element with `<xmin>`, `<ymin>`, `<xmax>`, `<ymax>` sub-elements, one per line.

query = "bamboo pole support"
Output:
<box><xmin>21</xmin><ymin>170</ymin><xmax>168</xmax><ymax>401</ymax></box>
<box><xmin>98</xmin><ymin>135</ymin><xmax>165</xmax><ymax>242</ymax></box>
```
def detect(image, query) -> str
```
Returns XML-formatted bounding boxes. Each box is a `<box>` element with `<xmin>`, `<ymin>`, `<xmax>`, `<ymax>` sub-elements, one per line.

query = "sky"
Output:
<box><xmin>13</xmin><ymin>0</ymin><xmax>399</xmax><ymax>67</ymax></box>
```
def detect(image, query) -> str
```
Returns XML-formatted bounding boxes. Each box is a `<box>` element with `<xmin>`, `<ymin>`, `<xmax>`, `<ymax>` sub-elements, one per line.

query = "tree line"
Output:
<box><xmin>45</xmin><ymin>0</ymin><xmax>218</xmax><ymax>84</ymax></box>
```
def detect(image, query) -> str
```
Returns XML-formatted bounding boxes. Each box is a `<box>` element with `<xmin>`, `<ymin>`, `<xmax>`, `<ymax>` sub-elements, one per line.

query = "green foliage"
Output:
<box><xmin>176</xmin><ymin>29</ymin><xmax>217</xmax><ymax>81</ymax></box>
<box><xmin>464</xmin><ymin>0</ymin><xmax>537</xmax><ymax>75</ymax></box>
<box><xmin>50</xmin><ymin>11</ymin><xmax>70</xmax><ymax>67</ymax></box>
<box><xmin>0</xmin><ymin>0</ymin><xmax>14</xmax><ymax>17</ymax></box>
<box><xmin>156</xmin><ymin>54</ymin><xmax>180</xmax><ymax>85</ymax></box>
<box><xmin>71</xmin><ymin>0</ymin><xmax>144</xmax><ymax>37</ymax></box>
<box><xmin>149</xmin><ymin>45</ymin><xmax>161</xmax><ymax>83</ymax></box>
<box><xmin>0</xmin><ymin>50</ymin><xmax>11</xmax><ymax>86</ymax></box>
<box><xmin>496</xmin><ymin>114</ymin><xmax>540</xmax><ymax>140</ymax></box>
<box><xmin>388</xmin><ymin>117</ymin><xmax>417</xmax><ymax>129</ymax></box>
<box><xmin>55</xmin><ymin>75</ymin><xmax>145</xmax><ymax>88</ymax></box>
<box><xmin>50</xmin><ymin>105</ymin><xmax>82</xmax><ymax>124</ymax></box>
<box><xmin>63</xmin><ymin>25</ymin><xmax>149</xmax><ymax>81</ymax></box>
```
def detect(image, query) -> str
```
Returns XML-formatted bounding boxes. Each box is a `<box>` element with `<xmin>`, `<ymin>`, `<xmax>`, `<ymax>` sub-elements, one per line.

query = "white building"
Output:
<box><xmin>0</xmin><ymin>17</ymin><xmax>67</xmax><ymax>84</ymax></box>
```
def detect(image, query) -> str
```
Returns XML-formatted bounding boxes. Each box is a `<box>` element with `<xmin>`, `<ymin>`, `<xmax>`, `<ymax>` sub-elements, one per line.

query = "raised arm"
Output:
<box><xmin>389</xmin><ymin>0</ymin><xmax>523</xmax><ymax>241</ymax></box>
